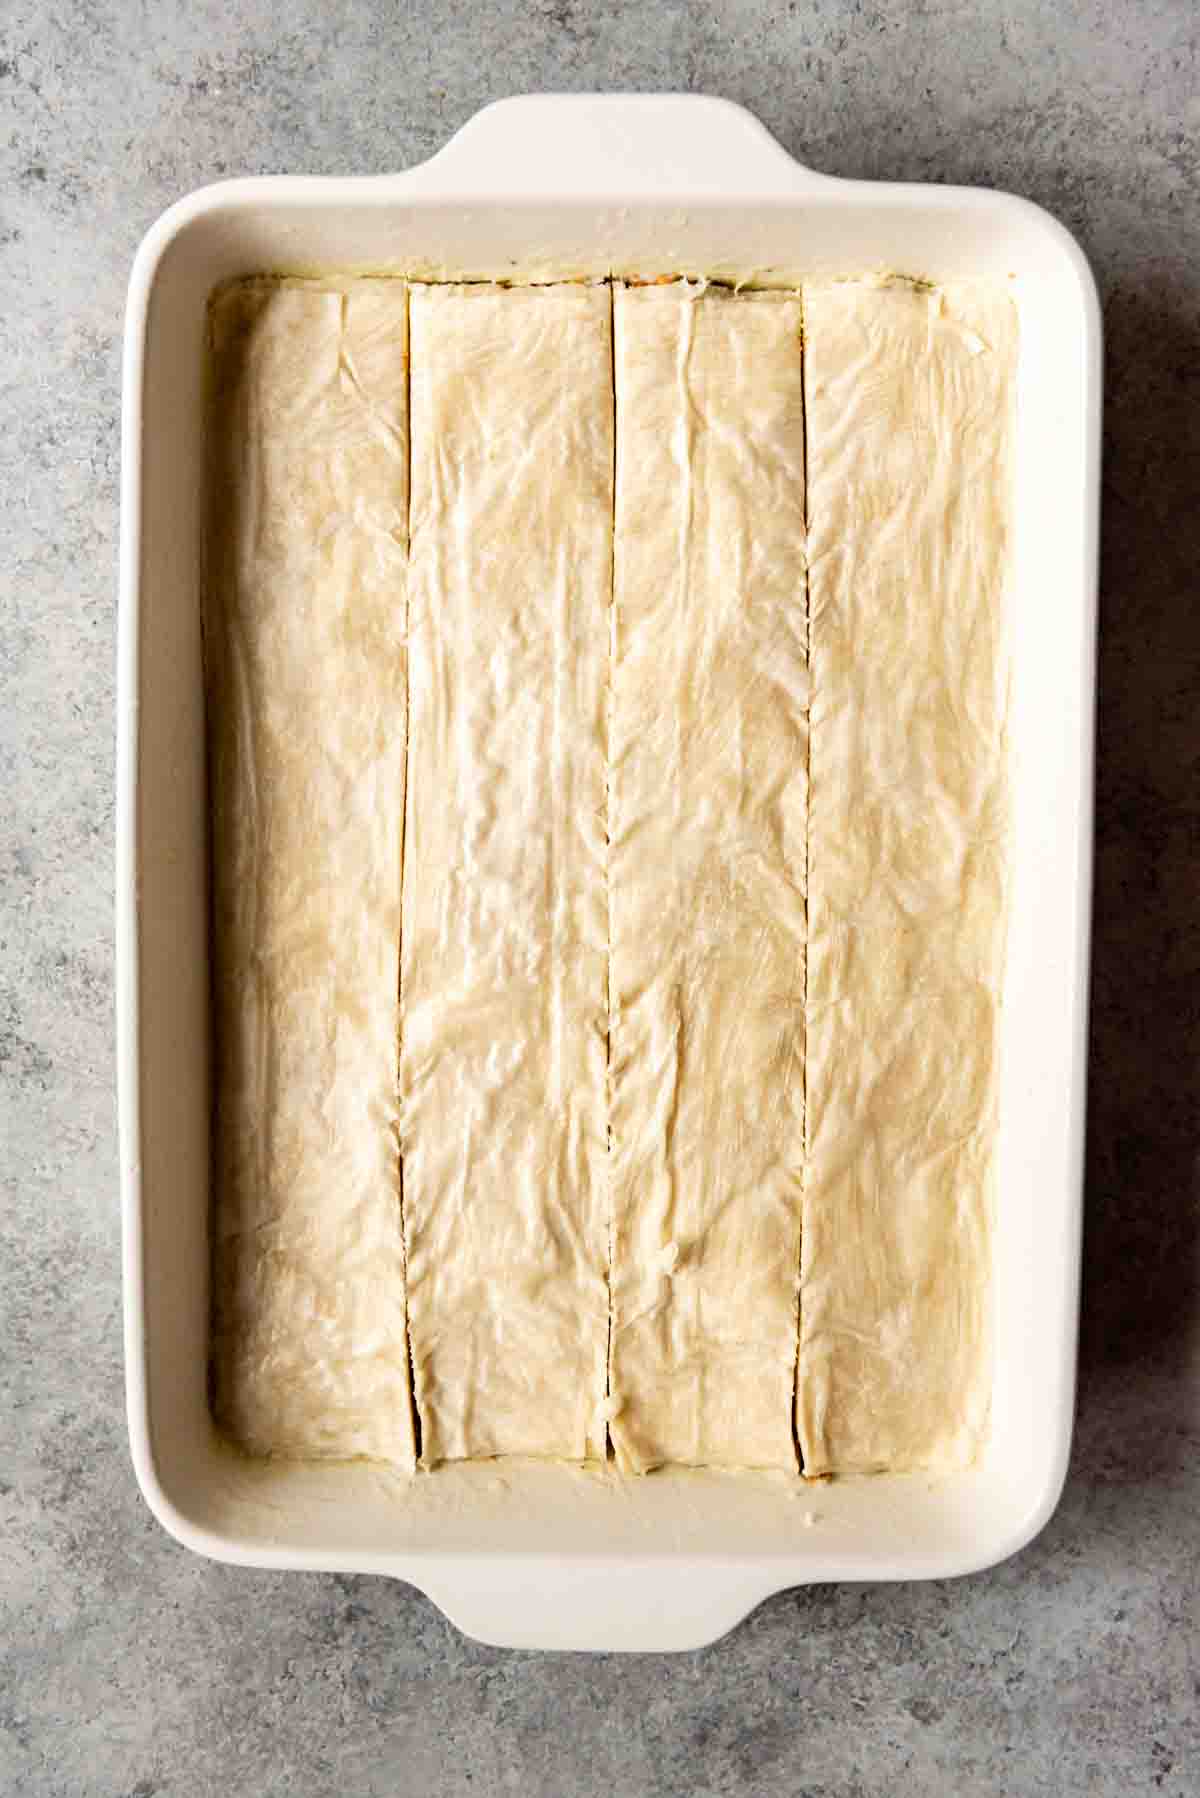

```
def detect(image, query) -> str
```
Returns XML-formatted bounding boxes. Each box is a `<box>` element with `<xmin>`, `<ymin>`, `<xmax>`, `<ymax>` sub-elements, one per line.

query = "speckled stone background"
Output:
<box><xmin>2</xmin><ymin>1</ymin><xmax>1197</xmax><ymax>1792</ymax></box>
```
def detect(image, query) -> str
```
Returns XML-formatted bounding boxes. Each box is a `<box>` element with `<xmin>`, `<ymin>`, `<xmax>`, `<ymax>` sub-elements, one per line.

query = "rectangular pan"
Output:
<box><xmin>118</xmin><ymin>93</ymin><xmax>1100</xmax><ymax>1651</ymax></box>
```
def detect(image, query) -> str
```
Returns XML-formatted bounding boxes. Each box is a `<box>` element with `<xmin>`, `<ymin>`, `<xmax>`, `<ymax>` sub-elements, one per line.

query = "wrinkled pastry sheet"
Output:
<box><xmin>797</xmin><ymin>281</ymin><xmax>1015</xmax><ymax>1474</ymax></box>
<box><xmin>208</xmin><ymin>274</ymin><xmax>1014</xmax><ymax>1481</ymax></box>
<box><xmin>400</xmin><ymin>284</ymin><xmax>613</xmax><ymax>1463</ymax></box>
<box><xmin>207</xmin><ymin>281</ymin><xmax>416</xmax><ymax>1466</ymax></box>
<box><xmin>608</xmin><ymin>284</ymin><xmax>808</xmax><ymax>1472</ymax></box>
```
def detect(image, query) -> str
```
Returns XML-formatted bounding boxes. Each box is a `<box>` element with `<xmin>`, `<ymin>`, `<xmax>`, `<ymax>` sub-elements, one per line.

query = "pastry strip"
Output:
<box><xmin>798</xmin><ymin>280</ymin><xmax>1016</xmax><ymax>1473</ymax></box>
<box><xmin>401</xmin><ymin>283</ymin><xmax>613</xmax><ymax>1463</ymax></box>
<box><xmin>207</xmin><ymin>280</ymin><xmax>416</xmax><ymax>1467</ymax></box>
<box><xmin>609</xmin><ymin>283</ymin><xmax>808</xmax><ymax>1472</ymax></box>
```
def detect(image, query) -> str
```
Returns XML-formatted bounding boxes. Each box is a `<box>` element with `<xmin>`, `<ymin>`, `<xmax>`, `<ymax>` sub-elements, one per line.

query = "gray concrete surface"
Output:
<box><xmin>2</xmin><ymin>1</ymin><xmax>1198</xmax><ymax>1792</ymax></box>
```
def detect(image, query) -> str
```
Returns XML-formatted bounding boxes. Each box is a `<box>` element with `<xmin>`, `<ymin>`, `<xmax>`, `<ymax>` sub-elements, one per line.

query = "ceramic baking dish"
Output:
<box><xmin>117</xmin><ymin>93</ymin><xmax>1100</xmax><ymax>1652</ymax></box>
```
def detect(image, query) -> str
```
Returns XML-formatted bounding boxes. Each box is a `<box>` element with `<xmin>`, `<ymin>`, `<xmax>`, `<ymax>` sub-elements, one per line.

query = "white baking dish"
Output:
<box><xmin>117</xmin><ymin>93</ymin><xmax>1100</xmax><ymax>1652</ymax></box>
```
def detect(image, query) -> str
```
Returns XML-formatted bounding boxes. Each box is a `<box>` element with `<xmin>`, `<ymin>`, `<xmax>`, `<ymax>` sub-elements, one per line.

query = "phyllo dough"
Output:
<box><xmin>401</xmin><ymin>283</ymin><xmax>613</xmax><ymax>1464</ymax></box>
<box><xmin>608</xmin><ymin>283</ymin><xmax>809</xmax><ymax>1472</ymax></box>
<box><xmin>206</xmin><ymin>281</ymin><xmax>417</xmax><ymax>1467</ymax></box>
<box><xmin>797</xmin><ymin>280</ymin><xmax>1016</xmax><ymax>1474</ymax></box>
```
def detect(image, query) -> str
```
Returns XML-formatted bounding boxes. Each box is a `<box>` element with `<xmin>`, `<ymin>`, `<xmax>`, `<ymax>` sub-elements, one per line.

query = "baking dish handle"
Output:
<box><xmin>414</xmin><ymin>1556</ymin><xmax>783</xmax><ymax>1653</ymax></box>
<box><xmin>404</xmin><ymin>93</ymin><xmax>836</xmax><ymax>200</ymax></box>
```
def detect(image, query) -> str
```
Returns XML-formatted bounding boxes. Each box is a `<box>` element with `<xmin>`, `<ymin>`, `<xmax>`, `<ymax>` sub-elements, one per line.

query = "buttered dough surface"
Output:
<box><xmin>797</xmin><ymin>281</ymin><xmax>1015</xmax><ymax>1474</ymax></box>
<box><xmin>207</xmin><ymin>281</ymin><xmax>416</xmax><ymax>1467</ymax></box>
<box><xmin>207</xmin><ymin>274</ymin><xmax>1014</xmax><ymax>1479</ymax></box>
<box><xmin>401</xmin><ymin>284</ymin><xmax>613</xmax><ymax>1463</ymax></box>
<box><xmin>609</xmin><ymin>284</ymin><xmax>808</xmax><ymax>1472</ymax></box>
